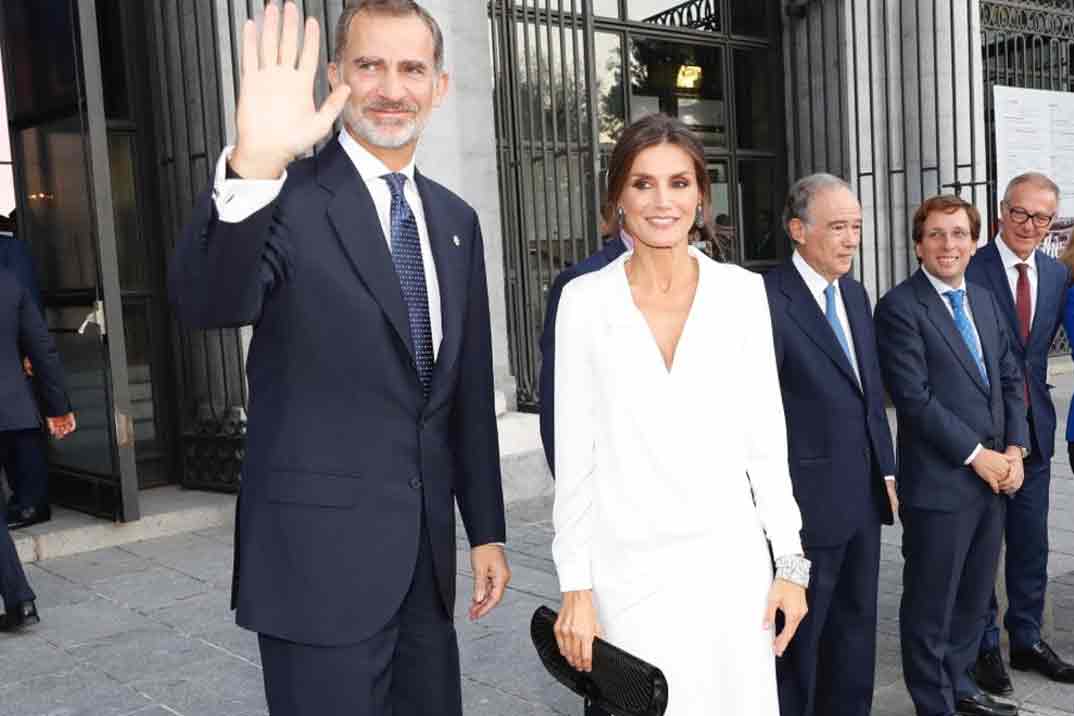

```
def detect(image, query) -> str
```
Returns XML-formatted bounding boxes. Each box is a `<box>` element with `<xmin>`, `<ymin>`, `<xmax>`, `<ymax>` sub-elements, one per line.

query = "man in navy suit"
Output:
<box><xmin>0</xmin><ymin>211</ymin><xmax>52</xmax><ymax>531</ymax></box>
<box><xmin>763</xmin><ymin>174</ymin><xmax>897</xmax><ymax>716</ymax></box>
<box><xmin>169</xmin><ymin>3</ymin><xmax>509</xmax><ymax>714</ymax></box>
<box><xmin>876</xmin><ymin>195</ymin><xmax>1027</xmax><ymax>716</ymax></box>
<box><xmin>0</xmin><ymin>266</ymin><xmax>75</xmax><ymax>632</ymax></box>
<box><xmin>966</xmin><ymin>173</ymin><xmax>1074</xmax><ymax>691</ymax></box>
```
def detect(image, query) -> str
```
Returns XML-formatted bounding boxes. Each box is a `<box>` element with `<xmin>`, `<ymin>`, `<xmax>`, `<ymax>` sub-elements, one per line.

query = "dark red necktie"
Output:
<box><xmin>1015</xmin><ymin>262</ymin><xmax>1031</xmax><ymax>407</ymax></box>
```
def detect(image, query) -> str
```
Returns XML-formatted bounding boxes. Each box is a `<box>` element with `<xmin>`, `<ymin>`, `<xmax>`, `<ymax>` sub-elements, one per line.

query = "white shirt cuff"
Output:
<box><xmin>211</xmin><ymin>146</ymin><xmax>288</xmax><ymax>223</ymax></box>
<box><xmin>884</xmin><ymin>475</ymin><xmax>895</xmax><ymax>482</ymax></box>
<box><xmin>964</xmin><ymin>443</ymin><xmax>983</xmax><ymax>465</ymax></box>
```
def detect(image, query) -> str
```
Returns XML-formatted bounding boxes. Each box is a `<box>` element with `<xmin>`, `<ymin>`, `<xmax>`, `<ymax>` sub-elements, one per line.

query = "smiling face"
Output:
<box><xmin>916</xmin><ymin>207</ymin><xmax>977</xmax><ymax>287</ymax></box>
<box><xmin>788</xmin><ymin>186</ymin><xmax>862</xmax><ymax>283</ymax></box>
<box><xmin>999</xmin><ymin>182</ymin><xmax>1058</xmax><ymax>260</ymax></box>
<box><xmin>328</xmin><ymin>11</ymin><xmax>448</xmax><ymax>157</ymax></box>
<box><xmin>616</xmin><ymin>142</ymin><xmax>702</xmax><ymax>250</ymax></box>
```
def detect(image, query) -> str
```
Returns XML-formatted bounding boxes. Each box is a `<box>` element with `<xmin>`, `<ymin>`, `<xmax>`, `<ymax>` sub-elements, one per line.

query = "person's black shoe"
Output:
<box><xmin>0</xmin><ymin>600</ymin><xmax>40</xmax><ymax>632</ymax></box>
<box><xmin>1010</xmin><ymin>639</ymin><xmax>1074</xmax><ymax>683</ymax></box>
<box><xmin>6</xmin><ymin>504</ymin><xmax>51</xmax><ymax>530</ymax></box>
<box><xmin>955</xmin><ymin>692</ymin><xmax>1018</xmax><ymax>716</ymax></box>
<box><xmin>974</xmin><ymin>648</ymin><xmax>1014</xmax><ymax>696</ymax></box>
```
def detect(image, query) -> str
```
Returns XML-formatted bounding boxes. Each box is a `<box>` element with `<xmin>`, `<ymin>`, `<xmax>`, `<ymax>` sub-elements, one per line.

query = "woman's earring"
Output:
<box><xmin>617</xmin><ymin>206</ymin><xmax>626</xmax><ymax>227</ymax></box>
<box><xmin>695</xmin><ymin>205</ymin><xmax>704</xmax><ymax>229</ymax></box>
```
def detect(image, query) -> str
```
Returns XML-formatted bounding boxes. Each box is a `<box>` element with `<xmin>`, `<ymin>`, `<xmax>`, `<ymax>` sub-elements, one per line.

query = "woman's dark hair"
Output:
<box><xmin>602</xmin><ymin>113</ymin><xmax>724</xmax><ymax>260</ymax></box>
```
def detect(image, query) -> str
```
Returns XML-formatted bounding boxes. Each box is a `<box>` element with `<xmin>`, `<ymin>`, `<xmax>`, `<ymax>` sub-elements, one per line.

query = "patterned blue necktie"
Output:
<box><xmin>944</xmin><ymin>289</ymin><xmax>989</xmax><ymax>386</ymax></box>
<box><xmin>383</xmin><ymin>173</ymin><xmax>433</xmax><ymax>398</ymax></box>
<box><xmin>824</xmin><ymin>284</ymin><xmax>854</xmax><ymax>366</ymax></box>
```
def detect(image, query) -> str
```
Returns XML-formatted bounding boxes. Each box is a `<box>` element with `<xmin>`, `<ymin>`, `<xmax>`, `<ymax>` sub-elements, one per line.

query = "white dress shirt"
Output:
<box><xmin>210</xmin><ymin>131</ymin><xmax>444</xmax><ymax>359</ymax></box>
<box><xmin>791</xmin><ymin>252</ymin><xmax>861</xmax><ymax>384</ymax></box>
<box><xmin>995</xmin><ymin>234</ymin><xmax>1037</xmax><ymax>325</ymax></box>
<box><xmin>920</xmin><ymin>267</ymin><xmax>985</xmax><ymax>465</ymax></box>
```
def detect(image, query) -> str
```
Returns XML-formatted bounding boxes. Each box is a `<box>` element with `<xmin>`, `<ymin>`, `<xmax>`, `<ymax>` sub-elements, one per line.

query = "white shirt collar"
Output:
<box><xmin>994</xmin><ymin>233</ymin><xmax>1037</xmax><ymax>274</ymax></box>
<box><xmin>792</xmin><ymin>250</ymin><xmax>838</xmax><ymax>297</ymax></box>
<box><xmin>920</xmin><ymin>266</ymin><xmax>967</xmax><ymax>296</ymax></box>
<box><xmin>338</xmin><ymin>129</ymin><xmax>416</xmax><ymax>185</ymax></box>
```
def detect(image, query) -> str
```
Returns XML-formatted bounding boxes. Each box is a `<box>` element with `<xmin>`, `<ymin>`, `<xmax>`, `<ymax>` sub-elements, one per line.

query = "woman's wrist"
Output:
<box><xmin>774</xmin><ymin>554</ymin><xmax>811</xmax><ymax>588</ymax></box>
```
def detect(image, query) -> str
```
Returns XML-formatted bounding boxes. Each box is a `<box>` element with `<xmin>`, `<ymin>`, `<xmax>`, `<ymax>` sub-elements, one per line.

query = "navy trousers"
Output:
<box><xmin>257</xmin><ymin>515</ymin><xmax>461</xmax><ymax>716</ymax></box>
<box><xmin>900</xmin><ymin>495</ymin><xmax>1004</xmax><ymax>716</ymax></box>
<box><xmin>4</xmin><ymin>427</ymin><xmax>48</xmax><ymax>511</ymax></box>
<box><xmin>0</xmin><ymin>431</ymin><xmax>36</xmax><ymax>610</ymax></box>
<box><xmin>777</xmin><ymin>519</ymin><xmax>882</xmax><ymax>716</ymax></box>
<box><xmin>981</xmin><ymin>428</ymin><xmax>1050</xmax><ymax>653</ymax></box>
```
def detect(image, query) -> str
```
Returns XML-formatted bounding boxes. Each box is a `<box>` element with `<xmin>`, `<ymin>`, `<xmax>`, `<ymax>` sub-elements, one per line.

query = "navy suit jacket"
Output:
<box><xmin>875</xmin><ymin>270</ymin><xmax>1029</xmax><ymax>512</ymax></box>
<box><xmin>763</xmin><ymin>261</ymin><xmax>896</xmax><ymax>546</ymax></box>
<box><xmin>0</xmin><ymin>234</ymin><xmax>42</xmax><ymax>311</ymax></box>
<box><xmin>169</xmin><ymin>138</ymin><xmax>506</xmax><ymax>646</ymax></box>
<box><xmin>538</xmin><ymin>237</ymin><xmax>628</xmax><ymax>472</ymax></box>
<box><xmin>0</xmin><ymin>268</ymin><xmax>69</xmax><ymax>430</ymax></box>
<box><xmin>966</xmin><ymin>241</ymin><xmax>1069</xmax><ymax>458</ymax></box>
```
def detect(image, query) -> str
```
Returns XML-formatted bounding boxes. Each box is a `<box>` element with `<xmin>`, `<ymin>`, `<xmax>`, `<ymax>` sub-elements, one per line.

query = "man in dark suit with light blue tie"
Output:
<box><xmin>169</xmin><ymin>3</ymin><xmax>509</xmax><ymax>714</ymax></box>
<box><xmin>876</xmin><ymin>195</ymin><xmax>1028</xmax><ymax>716</ymax></box>
<box><xmin>763</xmin><ymin>174</ymin><xmax>897</xmax><ymax>716</ymax></box>
<box><xmin>966</xmin><ymin>173</ymin><xmax>1074</xmax><ymax>692</ymax></box>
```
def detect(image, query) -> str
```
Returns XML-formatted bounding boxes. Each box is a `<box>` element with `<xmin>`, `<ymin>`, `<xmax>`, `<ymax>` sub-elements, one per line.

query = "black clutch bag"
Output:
<box><xmin>530</xmin><ymin>605</ymin><xmax>669</xmax><ymax>716</ymax></box>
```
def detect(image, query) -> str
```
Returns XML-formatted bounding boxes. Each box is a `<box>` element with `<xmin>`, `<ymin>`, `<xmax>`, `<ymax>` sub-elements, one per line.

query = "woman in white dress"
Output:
<box><xmin>552</xmin><ymin>114</ymin><xmax>809</xmax><ymax>715</ymax></box>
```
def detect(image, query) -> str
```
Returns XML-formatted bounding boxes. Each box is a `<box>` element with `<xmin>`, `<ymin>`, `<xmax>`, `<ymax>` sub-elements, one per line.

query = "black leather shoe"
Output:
<box><xmin>974</xmin><ymin>648</ymin><xmax>1014</xmax><ymax>696</ymax></box>
<box><xmin>956</xmin><ymin>692</ymin><xmax>1018</xmax><ymax>716</ymax></box>
<box><xmin>6</xmin><ymin>504</ymin><xmax>51</xmax><ymax>530</ymax></box>
<box><xmin>0</xmin><ymin>600</ymin><xmax>40</xmax><ymax>632</ymax></box>
<box><xmin>1010</xmin><ymin>639</ymin><xmax>1074</xmax><ymax>683</ymax></box>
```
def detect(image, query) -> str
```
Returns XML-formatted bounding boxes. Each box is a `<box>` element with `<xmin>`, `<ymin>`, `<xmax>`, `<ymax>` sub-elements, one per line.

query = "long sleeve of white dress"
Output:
<box><xmin>740</xmin><ymin>274</ymin><xmax>803</xmax><ymax>560</ymax></box>
<box><xmin>552</xmin><ymin>280</ymin><xmax>597</xmax><ymax>592</ymax></box>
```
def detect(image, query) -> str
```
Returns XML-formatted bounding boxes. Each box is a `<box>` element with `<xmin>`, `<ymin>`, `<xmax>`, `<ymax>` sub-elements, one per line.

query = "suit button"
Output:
<box><xmin>409</xmin><ymin>477</ymin><xmax>423</xmax><ymax>489</ymax></box>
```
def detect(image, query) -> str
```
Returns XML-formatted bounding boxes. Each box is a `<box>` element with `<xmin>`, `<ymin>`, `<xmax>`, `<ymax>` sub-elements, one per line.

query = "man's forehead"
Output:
<box><xmin>1007</xmin><ymin>184</ymin><xmax>1057</xmax><ymax>209</ymax></box>
<box><xmin>925</xmin><ymin>209</ymin><xmax>969</xmax><ymax>227</ymax></box>
<box><xmin>346</xmin><ymin>13</ymin><xmax>436</xmax><ymax>62</ymax></box>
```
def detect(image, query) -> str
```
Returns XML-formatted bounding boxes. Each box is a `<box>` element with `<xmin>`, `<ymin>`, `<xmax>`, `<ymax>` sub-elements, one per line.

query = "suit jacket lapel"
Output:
<box><xmin>779</xmin><ymin>262</ymin><xmax>860</xmax><ymax>390</ymax></box>
<box><xmin>318</xmin><ymin>139</ymin><xmax>414</xmax><ymax>362</ymax></box>
<box><xmin>416</xmin><ymin>171</ymin><xmax>465</xmax><ymax>401</ymax></box>
<box><xmin>1028</xmin><ymin>251</ymin><xmax>1061</xmax><ymax>343</ymax></box>
<box><xmin>981</xmin><ymin>244</ymin><xmax>1020</xmax><ymax>344</ymax></box>
<box><xmin>840</xmin><ymin>277</ymin><xmax>872</xmax><ymax>395</ymax></box>
<box><xmin>912</xmin><ymin>270</ymin><xmax>989</xmax><ymax>395</ymax></box>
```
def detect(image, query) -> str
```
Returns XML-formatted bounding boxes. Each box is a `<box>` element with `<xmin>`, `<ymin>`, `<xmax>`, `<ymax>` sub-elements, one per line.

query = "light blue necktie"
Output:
<box><xmin>824</xmin><ymin>284</ymin><xmax>854</xmax><ymax>366</ymax></box>
<box><xmin>383</xmin><ymin>173</ymin><xmax>433</xmax><ymax>399</ymax></box>
<box><xmin>944</xmin><ymin>289</ymin><xmax>989</xmax><ymax>386</ymax></box>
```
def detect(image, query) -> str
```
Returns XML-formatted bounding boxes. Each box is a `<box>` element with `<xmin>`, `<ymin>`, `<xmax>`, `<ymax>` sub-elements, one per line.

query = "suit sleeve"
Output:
<box><xmin>538</xmin><ymin>269</ymin><xmax>575</xmax><ymax>475</ymax></box>
<box><xmin>742</xmin><ymin>274</ymin><xmax>802</xmax><ymax>560</ymax></box>
<box><xmin>1065</xmin><ymin>285</ymin><xmax>1074</xmax><ymax>442</ymax></box>
<box><xmin>552</xmin><ymin>280</ymin><xmax>597</xmax><ymax>591</ymax></box>
<box><xmin>168</xmin><ymin>150</ymin><xmax>292</xmax><ymax>329</ymax></box>
<box><xmin>9</xmin><ymin>241</ymin><xmax>43</xmax><ymax>313</ymax></box>
<box><xmin>861</xmin><ymin>288</ymin><xmax>897</xmax><ymax>477</ymax></box>
<box><xmin>453</xmin><ymin>214</ymin><xmax>507</xmax><ymax>548</ymax></box>
<box><xmin>16</xmin><ymin>284</ymin><xmax>70</xmax><ymax>417</ymax></box>
<box><xmin>994</xmin><ymin>293</ymin><xmax>1029</xmax><ymax>450</ymax></box>
<box><xmin>875</xmin><ymin>293</ymin><xmax>981</xmax><ymax>466</ymax></box>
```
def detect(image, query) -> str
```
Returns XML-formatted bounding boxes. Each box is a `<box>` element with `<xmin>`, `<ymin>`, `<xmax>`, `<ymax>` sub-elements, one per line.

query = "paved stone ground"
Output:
<box><xmin>3</xmin><ymin>392</ymin><xmax>1074</xmax><ymax>715</ymax></box>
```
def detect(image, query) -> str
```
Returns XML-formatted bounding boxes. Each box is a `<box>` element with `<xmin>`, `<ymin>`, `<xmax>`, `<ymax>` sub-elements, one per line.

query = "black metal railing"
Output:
<box><xmin>643</xmin><ymin>0</ymin><xmax>721</xmax><ymax>31</ymax></box>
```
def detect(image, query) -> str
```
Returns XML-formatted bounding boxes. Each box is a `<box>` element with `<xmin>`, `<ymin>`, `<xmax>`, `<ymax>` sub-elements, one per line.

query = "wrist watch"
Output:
<box><xmin>774</xmin><ymin>554</ymin><xmax>811</xmax><ymax>589</ymax></box>
<box><xmin>1016</xmin><ymin>445</ymin><xmax>1029</xmax><ymax>459</ymax></box>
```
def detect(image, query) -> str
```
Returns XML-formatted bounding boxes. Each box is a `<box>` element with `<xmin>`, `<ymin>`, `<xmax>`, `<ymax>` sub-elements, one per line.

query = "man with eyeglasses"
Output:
<box><xmin>967</xmin><ymin>172</ymin><xmax>1074</xmax><ymax>694</ymax></box>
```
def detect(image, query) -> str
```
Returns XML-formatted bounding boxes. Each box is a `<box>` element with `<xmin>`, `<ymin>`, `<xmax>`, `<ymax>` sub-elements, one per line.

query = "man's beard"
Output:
<box><xmin>343</xmin><ymin>100</ymin><xmax>426</xmax><ymax>150</ymax></box>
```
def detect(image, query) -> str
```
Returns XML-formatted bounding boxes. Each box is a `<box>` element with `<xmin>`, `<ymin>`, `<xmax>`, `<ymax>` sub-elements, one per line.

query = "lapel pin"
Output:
<box><xmin>452</xmin><ymin>235</ymin><xmax>461</xmax><ymax>247</ymax></box>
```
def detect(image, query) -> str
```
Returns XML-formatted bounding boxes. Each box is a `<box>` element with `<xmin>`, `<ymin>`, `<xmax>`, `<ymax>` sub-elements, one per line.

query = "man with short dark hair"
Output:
<box><xmin>967</xmin><ymin>172</ymin><xmax>1074</xmax><ymax>692</ymax></box>
<box><xmin>169</xmin><ymin>3</ymin><xmax>509</xmax><ymax>714</ymax></box>
<box><xmin>877</xmin><ymin>195</ymin><xmax>1026</xmax><ymax>716</ymax></box>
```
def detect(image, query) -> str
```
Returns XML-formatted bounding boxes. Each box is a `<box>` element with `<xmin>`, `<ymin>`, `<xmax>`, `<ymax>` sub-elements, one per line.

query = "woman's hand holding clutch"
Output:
<box><xmin>765</xmin><ymin>579</ymin><xmax>808</xmax><ymax>658</ymax></box>
<box><xmin>555</xmin><ymin>590</ymin><xmax>603</xmax><ymax>673</ymax></box>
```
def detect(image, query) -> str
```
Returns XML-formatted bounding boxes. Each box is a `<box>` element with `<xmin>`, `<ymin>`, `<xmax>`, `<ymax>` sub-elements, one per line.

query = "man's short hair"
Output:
<box><xmin>333</xmin><ymin>0</ymin><xmax>444</xmax><ymax>71</ymax></box>
<box><xmin>912</xmin><ymin>194</ymin><xmax>981</xmax><ymax>243</ymax></box>
<box><xmin>1003</xmin><ymin>171</ymin><xmax>1060</xmax><ymax>205</ymax></box>
<box><xmin>782</xmin><ymin>173</ymin><xmax>853</xmax><ymax>232</ymax></box>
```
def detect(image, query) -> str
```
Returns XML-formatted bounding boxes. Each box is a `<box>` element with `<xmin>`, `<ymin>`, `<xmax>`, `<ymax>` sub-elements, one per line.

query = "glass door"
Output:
<box><xmin>0</xmin><ymin>0</ymin><xmax>140</xmax><ymax>520</ymax></box>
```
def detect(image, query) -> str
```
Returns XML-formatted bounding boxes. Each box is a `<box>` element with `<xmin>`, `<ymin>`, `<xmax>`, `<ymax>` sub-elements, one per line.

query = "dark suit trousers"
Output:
<box><xmin>900</xmin><ymin>495</ymin><xmax>1004</xmax><ymax>716</ymax></box>
<box><xmin>982</xmin><ymin>431</ymin><xmax>1050</xmax><ymax>653</ymax></box>
<box><xmin>257</xmin><ymin>514</ymin><xmax>461</xmax><ymax>716</ymax></box>
<box><xmin>4</xmin><ymin>427</ymin><xmax>48</xmax><ymax>510</ymax></box>
<box><xmin>777</xmin><ymin>519</ymin><xmax>881</xmax><ymax>716</ymax></box>
<box><xmin>0</xmin><ymin>431</ymin><xmax>36</xmax><ymax>609</ymax></box>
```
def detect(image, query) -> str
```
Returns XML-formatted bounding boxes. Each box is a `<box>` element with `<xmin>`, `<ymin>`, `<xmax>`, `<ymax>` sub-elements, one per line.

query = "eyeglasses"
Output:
<box><xmin>1005</xmin><ymin>206</ymin><xmax>1055</xmax><ymax>228</ymax></box>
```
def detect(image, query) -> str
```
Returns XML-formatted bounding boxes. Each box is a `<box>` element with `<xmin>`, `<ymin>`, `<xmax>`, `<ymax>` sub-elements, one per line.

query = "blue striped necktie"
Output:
<box><xmin>383</xmin><ymin>173</ymin><xmax>433</xmax><ymax>398</ymax></box>
<box><xmin>944</xmin><ymin>289</ymin><xmax>989</xmax><ymax>386</ymax></box>
<box><xmin>824</xmin><ymin>283</ymin><xmax>854</xmax><ymax>365</ymax></box>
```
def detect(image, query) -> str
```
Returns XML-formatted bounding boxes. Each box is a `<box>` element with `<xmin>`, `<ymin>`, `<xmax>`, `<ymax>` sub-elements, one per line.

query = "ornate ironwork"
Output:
<box><xmin>642</xmin><ymin>0</ymin><xmax>720</xmax><ymax>32</ymax></box>
<box><xmin>181</xmin><ymin>407</ymin><xmax>247</xmax><ymax>492</ymax></box>
<box><xmin>981</xmin><ymin>1</ymin><xmax>1074</xmax><ymax>39</ymax></box>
